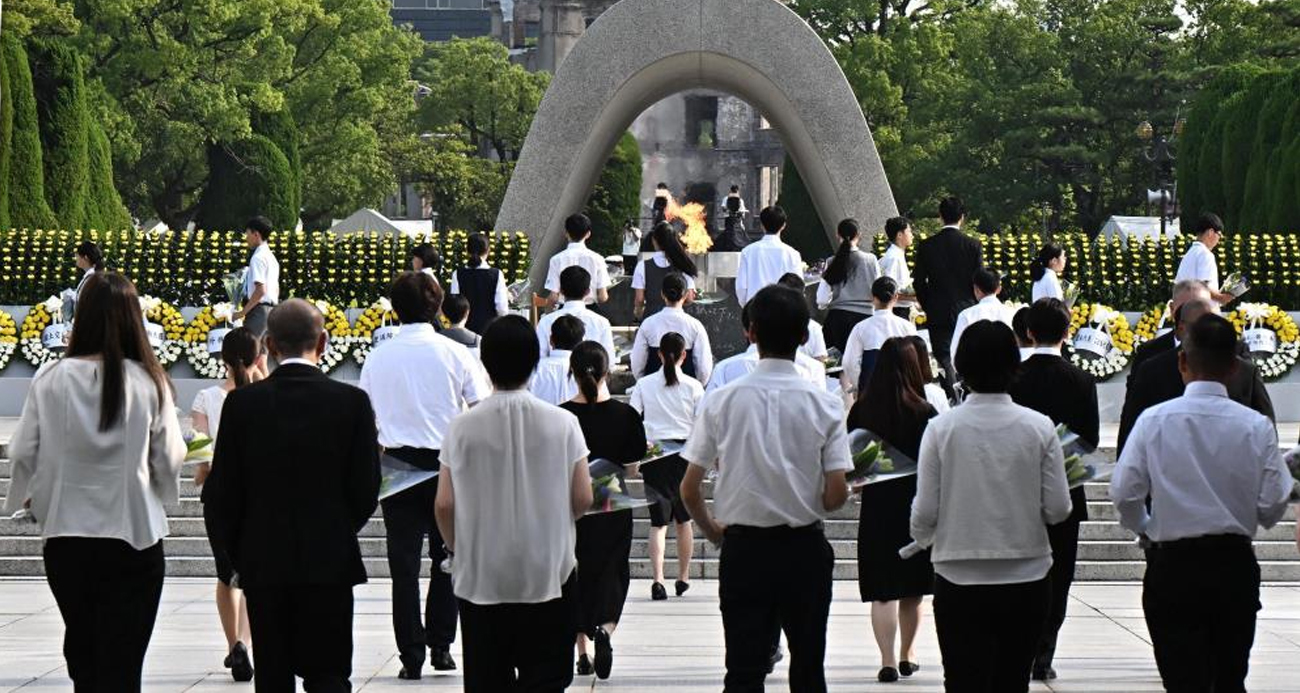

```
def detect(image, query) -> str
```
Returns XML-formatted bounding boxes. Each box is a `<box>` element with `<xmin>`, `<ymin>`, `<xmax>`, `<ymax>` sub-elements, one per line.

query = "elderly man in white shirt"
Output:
<box><xmin>681</xmin><ymin>284</ymin><xmax>851</xmax><ymax>692</ymax></box>
<box><xmin>530</xmin><ymin>315</ymin><xmax>584</xmax><ymax>405</ymax></box>
<box><xmin>950</xmin><ymin>267</ymin><xmax>1013</xmax><ymax>368</ymax></box>
<box><xmin>537</xmin><ymin>266</ymin><xmax>615</xmax><ymax>360</ymax></box>
<box><xmin>735</xmin><ymin>206</ymin><xmax>803</xmax><ymax>306</ymax></box>
<box><xmin>358</xmin><ymin>272</ymin><xmax>490</xmax><ymax>679</ymax></box>
<box><xmin>544</xmin><ymin>213</ymin><xmax>612</xmax><ymax>305</ymax></box>
<box><xmin>1111</xmin><ymin>313</ymin><xmax>1292</xmax><ymax>693</ymax></box>
<box><xmin>233</xmin><ymin>216</ymin><xmax>280</xmax><ymax>337</ymax></box>
<box><xmin>1174</xmin><ymin>212</ymin><xmax>1234</xmax><ymax>305</ymax></box>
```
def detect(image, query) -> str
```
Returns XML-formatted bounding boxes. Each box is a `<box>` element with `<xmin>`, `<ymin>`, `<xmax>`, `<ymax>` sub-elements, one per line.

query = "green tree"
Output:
<box><xmin>585</xmin><ymin>132</ymin><xmax>642</xmax><ymax>256</ymax></box>
<box><xmin>2</xmin><ymin>35</ymin><xmax>58</xmax><ymax>230</ymax></box>
<box><xmin>777</xmin><ymin>155</ymin><xmax>834</xmax><ymax>260</ymax></box>
<box><xmin>1178</xmin><ymin>63</ymin><xmax>1263</xmax><ymax>227</ymax></box>
<box><xmin>0</xmin><ymin>42</ymin><xmax>13</xmax><ymax>231</ymax></box>
<box><xmin>85</xmin><ymin>121</ymin><xmax>133</xmax><ymax>230</ymax></box>
<box><xmin>252</xmin><ymin>108</ymin><xmax>302</xmax><ymax>222</ymax></box>
<box><xmin>31</xmin><ymin>41</ymin><xmax>91</xmax><ymax>230</ymax></box>
<box><xmin>1218</xmin><ymin>73</ymin><xmax>1278</xmax><ymax>228</ymax></box>
<box><xmin>1241</xmin><ymin>72</ymin><xmax>1300</xmax><ymax>229</ymax></box>
<box><xmin>196</xmin><ymin>136</ymin><xmax>297</xmax><ymax>231</ymax></box>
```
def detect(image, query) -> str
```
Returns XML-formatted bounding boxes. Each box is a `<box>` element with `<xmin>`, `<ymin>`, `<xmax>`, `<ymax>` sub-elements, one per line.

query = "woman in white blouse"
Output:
<box><xmin>1030</xmin><ymin>243</ymin><xmax>1066</xmax><ymax>302</ymax></box>
<box><xmin>843</xmin><ymin>277</ymin><xmax>916</xmax><ymax>395</ymax></box>
<box><xmin>71</xmin><ymin>240</ymin><xmax>104</xmax><ymax>310</ymax></box>
<box><xmin>910</xmin><ymin>320</ymin><xmax>1072</xmax><ymax>692</ymax></box>
<box><xmin>6</xmin><ymin>272</ymin><xmax>186</xmax><ymax>691</ymax></box>
<box><xmin>629</xmin><ymin>332</ymin><xmax>704</xmax><ymax>602</ymax></box>
<box><xmin>191</xmin><ymin>326</ymin><xmax>265</xmax><ymax>682</ymax></box>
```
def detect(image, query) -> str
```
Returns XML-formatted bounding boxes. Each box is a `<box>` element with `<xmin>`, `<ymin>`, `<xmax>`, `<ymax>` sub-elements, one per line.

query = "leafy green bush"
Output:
<box><xmin>586</xmin><ymin>132</ymin><xmax>642</xmax><ymax>257</ymax></box>
<box><xmin>1</xmin><ymin>35</ymin><xmax>57</xmax><ymax>231</ymax></box>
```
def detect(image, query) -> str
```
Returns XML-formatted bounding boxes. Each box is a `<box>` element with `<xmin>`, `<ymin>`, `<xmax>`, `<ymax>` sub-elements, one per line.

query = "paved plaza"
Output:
<box><xmin>1</xmin><ymin>579</ymin><xmax>1300</xmax><ymax>691</ymax></box>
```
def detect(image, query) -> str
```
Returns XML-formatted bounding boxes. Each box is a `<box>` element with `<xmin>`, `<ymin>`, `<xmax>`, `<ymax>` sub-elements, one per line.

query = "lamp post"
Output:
<box><xmin>1137</xmin><ymin>118</ymin><xmax>1183</xmax><ymax>238</ymax></box>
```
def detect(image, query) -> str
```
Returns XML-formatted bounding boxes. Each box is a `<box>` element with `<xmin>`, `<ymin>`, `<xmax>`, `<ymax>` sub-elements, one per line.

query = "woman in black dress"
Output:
<box><xmin>560</xmin><ymin>341</ymin><xmax>647</xmax><ymax>681</ymax></box>
<box><xmin>848</xmin><ymin>336</ymin><xmax>938</xmax><ymax>683</ymax></box>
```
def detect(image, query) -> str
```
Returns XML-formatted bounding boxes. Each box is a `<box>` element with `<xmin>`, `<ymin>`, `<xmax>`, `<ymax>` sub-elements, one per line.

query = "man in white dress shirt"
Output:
<box><xmin>777</xmin><ymin>273</ymin><xmax>828</xmax><ymax>360</ymax></box>
<box><xmin>537</xmin><ymin>266</ymin><xmax>615</xmax><ymax>360</ymax></box>
<box><xmin>1111</xmin><ymin>313</ymin><xmax>1293</xmax><ymax>693</ymax></box>
<box><xmin>233</xmin><ymin>216</ymin><xmax>280</xmax><ymax>337</ymax></box>
<box><xmin>530</xmin><ymin>315</ymin><xmax>583</xmax><ymax>405</ymax></box>
<box><xmin>707</xmin><ymin>305</ymin><xmax>827</xmax><ymax>392</ymax></box>
<box><xmin>358</xmin><ymin>272</ymin><xmax>490</xmax><ymax>679</ymax></box>
<box><xmin>735</xmin><ymin>206</ymin><xmax>803</xmax><ymax>306</ymax></box>
<box><xmin>681</xmin><ymin>284</ymin><xmax>851</xmax><ymax>692</ymax></box>
<box><xmin>878</xmin><ymin>217</ymin><xmax>915</xmax><ymax>319</ymax></box>
<box><xmin>544</xmin><ymin>213</ymin><xmax>612</xmax><ymax>306</ymax></box>
<box><xmin>1174</xmin><ymin>212</ymin><xmax>1234</xmax><ymax>305</ymax></box>
<box><xmin>950</xmin><ymin>267</ymin><xmax>1013</xmax><ymax>369</ymax></box>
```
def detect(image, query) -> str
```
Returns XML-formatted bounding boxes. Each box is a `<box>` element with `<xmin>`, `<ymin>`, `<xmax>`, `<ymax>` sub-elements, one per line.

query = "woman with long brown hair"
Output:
<box><xmin>5</xmin><ymin>272</ymin><xmax>186</xmax><ymax>692</ymax></box>
<box><xmin>191</xmin><ymin>326</ymin><xmax>266</xmax><ymax>681</ymax></box>
<box><xmin>847</xmin><ymin>336</ymin><xmax>937</xmax><ymax>683</ymax></box>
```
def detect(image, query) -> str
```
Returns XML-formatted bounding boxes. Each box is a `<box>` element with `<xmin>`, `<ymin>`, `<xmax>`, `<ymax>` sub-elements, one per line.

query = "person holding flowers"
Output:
<box><xmin>71</xmin><ymin>240</ymin><xmax>104</xmax><ymax>309</ymax></box>
<box><xmin>843</xmin><ymin>277</ymin><xmax>916</xmax><ymax>395</ymax></box>
<box><xmin>1029</xmin><ymin>243</ymin><xmax>1066</xmax><ymax>302</ymax></box>
<box><xmin>545</xmin><ymin>213</ymin><xmax>612</xmax><ymax>307</ymax></box>
<box><xmin>633</xmin><ymin>222</ymin><xmax>699</xmax><ymax>319</ymax></box>
<box><xmin>631</xmin><ymin>273</ymin><xmax>713</xmax><ymax>384</ymax></box>
<box><xmin>451</xmin><ymin>233</ymin><xmax>510</xmax><ymax>335</ymax></box>
<box><xmin>560</xmin><ymin>341</ymin><xmax>648</xmax><ymax>680</ymax></box>
<box><xmin>1174</xmin><ymin>213</ymin><xmax>1235</xmax><ymax>306</ymax></box>
<box><xmin>815</xmin><ymin>218</ymin><xmax>881</xmax><ymax>353</ymax></box>
<box><xmin>530</xmin><ymin>315</ymin><xmax>584</xmax><ymax>406</ymax></box>
<box><xmin>949</xmin><ymin>267</ymin><xmax>1013</xmax><ymax>376</ymax></box>
<box><xmin>878</xmin><ymin>217</ymin><xmax>916</xmax><ymax>320</ymax></box>
<box><xmin>232</xmin><ymin>216</ymin><xmax>280</xmax><ymax>338</ymax></box>
<box><xmin>191</xmin><ymin>327</ymin><xmax>266</xmax><ymax>682</ymax></box>
<box><xmin>847</xmin><ymin>337</ymin><xmax>937</xmax><ymax>684</ymax></box>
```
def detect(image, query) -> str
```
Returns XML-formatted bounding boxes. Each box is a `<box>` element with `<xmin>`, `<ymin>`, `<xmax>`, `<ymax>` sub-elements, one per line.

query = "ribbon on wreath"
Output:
<box><xmin>1074</xmin><ymin>306</ymin><xmax>1116</xmax><ymax>357</ymax></box>
<box><xmin>372</xmin><ymin>297</ymin><xmax>401</xmax><ymax>345</ymax></box>
<box><xmin>1240</xmin><ymin>303</ymin><xmax>1278</xmax><ymax>355</ymax></box>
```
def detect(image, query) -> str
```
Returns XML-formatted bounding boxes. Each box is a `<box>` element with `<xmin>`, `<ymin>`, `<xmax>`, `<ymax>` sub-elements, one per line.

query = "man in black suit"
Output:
<box><xmin>913</xmin><ymin>196</ymin><xmax>983</xmax><ymax>392</ymax></box>
<box><xmin>1127</xmin><ymin>280</ymin><xmax>1212</xmax><ymax>380</ymax></box>
<box><xmin>1008</xmin><ymin>298</ymin><xmax>1099</xmax><ymax>682</ymax></box>
<box><xmin>1118</xmin><ymin>297</ymin><xmax>1275</xmax><ymax>455</ymax></box>
<box><xmin>203</xmin><ymin>299</ymin><xmax>381</xmax><ymax>692</ymax></box>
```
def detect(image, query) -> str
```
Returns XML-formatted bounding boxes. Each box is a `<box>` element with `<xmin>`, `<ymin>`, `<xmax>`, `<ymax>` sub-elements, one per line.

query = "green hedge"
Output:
<box><xmin>0</xmin><ymin>228</ymin><xmax>531</xmax><ymax>307</ymax></box>
<box><xmin>869</xmin><ymin>231</ymin><xmax>1300</xmax><ymax>309</ymax></box>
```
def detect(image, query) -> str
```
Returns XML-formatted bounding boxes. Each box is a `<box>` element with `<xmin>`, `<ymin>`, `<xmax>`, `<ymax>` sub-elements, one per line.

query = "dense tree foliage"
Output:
<box><xmin>585</xmin><ymin>132</ymin><xmax>643</xmax><ymax>257</ymax></box>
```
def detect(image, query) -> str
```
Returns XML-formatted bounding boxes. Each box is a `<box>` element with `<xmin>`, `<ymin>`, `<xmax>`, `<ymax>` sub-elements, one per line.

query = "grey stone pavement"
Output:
<box><xmin>2</xmin><ymin>579</ymin><xmax>1300</xmax><ymax>691</ymax></box>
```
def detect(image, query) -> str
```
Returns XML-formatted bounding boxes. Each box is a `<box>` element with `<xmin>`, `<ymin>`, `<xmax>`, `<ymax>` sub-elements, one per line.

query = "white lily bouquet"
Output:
<box><xmin>846</xmin><ymin>429</ymin><xmax>917</xmax><ymax>487</ymax></box>
<box><xmin>1221</xmin><ymin>272</ymin><xmax>1251</xmax><ymax>300</ymax></box>
<box><xmin>1061</xmin><ymin>280</ymin><xmax>1082</xmax><ymax>309</ymax></box>
<box><xmin>506</xmin><ymin>278</ymin><xmax>533</xmax><ymax>312</ymax></box>
<box><xmin>222</xmin><ymin>269</ymin><xmax>247</xmax><ymax>306</ymax></box>
<box><xmin>1057</xmin><ymin>425</ymin><xmax>1114</xmax><ymax>489</ymax></box>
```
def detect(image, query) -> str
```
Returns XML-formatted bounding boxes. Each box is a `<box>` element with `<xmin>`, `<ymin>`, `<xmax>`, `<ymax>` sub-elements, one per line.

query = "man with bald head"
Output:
<box><xmin>203</xmin><ymin>298</ymin><xmax>381</xmax><ymax>691</ymax></box>
<box><xmin>1118</xmin><ymin>295</ymin><xmax>1274</xmax><ymax>454</ymax></box>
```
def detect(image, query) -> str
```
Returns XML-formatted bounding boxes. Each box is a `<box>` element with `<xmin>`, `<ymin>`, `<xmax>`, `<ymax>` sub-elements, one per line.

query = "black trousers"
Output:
<box><xmin>381</xmin><ymin>467</ymin><xmax>457</xmax><ymax>669</ymax></box>
<box><xmin>719</xmin><ymin>525</ymin><xmax>834</xmax><ymax>693</ymax></box>
<box><xmin>244</xmin><ymin>585</ymin><xmax>354</xmax><ymax>693</ymax></box>
<box><xmin>1035</xmin><ymin>518</ymin><xmax>1081</xmax><ymax>670</ymax></box>
<box><xmin>933</xmin><ymin>575</ymin><xmax>1050</xmax><ymax>693</ymax></box>
<box><xmin>1143</xmin><ymin>537</ymin><xmax>1259</xmax><ymax>693</ymax></box>
<box><xmin>243</xmin><ymin>302</ymin><xmax>270</xmax><ymax>338</ymax></box>
<box><xmin>458</xmin><ymin>574</ymin><xmax>577</xmax><ymax>692</ymax></box>
<box><xmin>43</xmin><ymin>538</ymin><xmax>165</xmax><ymax>693</ymax></box>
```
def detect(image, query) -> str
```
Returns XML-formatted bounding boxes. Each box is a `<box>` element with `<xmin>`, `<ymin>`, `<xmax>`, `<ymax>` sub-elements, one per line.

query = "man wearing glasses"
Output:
<box><xmin>1175</xmin><ymin>213</ymin><xmax>1234</xmax><ymax>306</ymax></box>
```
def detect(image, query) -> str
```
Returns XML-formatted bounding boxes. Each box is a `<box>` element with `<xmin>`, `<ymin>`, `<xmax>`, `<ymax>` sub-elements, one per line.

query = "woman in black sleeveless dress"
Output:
<box><xmin>560</xmin><ymin>342</ymin><xmax>647</xmax><ymax>681</ymax></box>
<box><xmin>450</xmin><ymin>233</ymin><xmax>508</xmax><ymax>334</ymax></box>
<box><xmin>632</xmin><ymin>222</ymin><xmax>698</xmax><ymax>320</ymax></box>
<box><xmin>849</xmin><ymin>336</ymin><xmax>938</xmax><ymax>683</ymax></box>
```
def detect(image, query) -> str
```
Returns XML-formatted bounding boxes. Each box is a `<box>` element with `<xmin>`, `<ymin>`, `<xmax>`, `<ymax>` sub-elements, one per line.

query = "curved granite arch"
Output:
<box><xmin>497</xmin><ymin>0</ymin><xmax>898</xmax><ymax>286</ymax></box>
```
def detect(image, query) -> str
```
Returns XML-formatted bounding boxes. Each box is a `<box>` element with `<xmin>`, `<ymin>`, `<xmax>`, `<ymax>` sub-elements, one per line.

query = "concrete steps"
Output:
<box><xmin>3</xmin><ymin>455</ymin><xmax>1299</xmax><ymax>582</ymax></box>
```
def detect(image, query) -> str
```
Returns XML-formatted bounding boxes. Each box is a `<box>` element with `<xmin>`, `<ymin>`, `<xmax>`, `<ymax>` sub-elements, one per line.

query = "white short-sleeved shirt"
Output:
<box><xmin>683</xmin><ymin>359</ymin><xmax>852</xmax><ymax>528</ymax></box>
<box><xmin>1174</xmin><ymin>241</ymin><xmax>1220</xmax><ymax>292</ymax></box>
<box><xmin>879</xmin><ymin>243</ymin><xmax>913</xmax><ymax>308</ymax></box>
<box><xmin>735</xmin><ymin>235</ymin><xmax>802</xmax><ymax>306</ymax></box>
<box><xmin>358</xmin><ymin>323</ymin><xmax>491</xmax><ymax>450</ymax></box>
<box><xmin>450</xmin><ymin>264</ymin><xmax>510</xmax><ymax>317</ymax></box>
<box><xmin>706</xmin><ymin>345</ymin><xmax>827</xmax><ymax>393</ymax></box>
<box><xmin>631</xmin><ymin>252</ymin><xmax>698</xmax><ymax>292</ymax></box>
<box><xmin>191</xmin><ymin>386</ymin><xmax>230</xmax><ymax>441</ymax></box>
<box><xmin>629</xmin><ymin>370</ymin><xmax>704</xmax><ymax>441</ymax></box>
<box><xmin>536</xmin><ymin>302</ymin><xmax>616</xmax><ymax>360</ymax></box>
<box><xmin>802</xmin><ymin>319</ymin><xmax>828</xmax><ymax>359</ymax></box>
<box><xmin>545</xmin><ymin>242</ymin><xmax>611</xmax><ymax>303</ymax></box>
<box><xmin>843</xmin><ymin>311</ymin><xmax>917</xmax><ymax>390</ymax></box>
<box><xmin>631</xmin><ymin>306</ymin><xmax>714</xmax><ymax>385</ymax></box>
<box><xmin>441</xmin><ymin>390</ymin><xmax>588</xmax><ymax>605</ymax></box>
<box><xmin>1031</xmin><ymin>268</ymin><xmax>1063</xmax><ymax>302</ymax></box>
<box><xmin>951</xmin><ymin>296</ymin><xmax>1015</xmax><ymax>364</ymax></box>
<box><xmin>529</xmin><ymin>350</ymin><xmax>579</xmax><ymax>406</ymax></box>
<box><xmin>245</xmin><ymin>244</ymin><xmax>280</xmax><ymax>304</ymax></box>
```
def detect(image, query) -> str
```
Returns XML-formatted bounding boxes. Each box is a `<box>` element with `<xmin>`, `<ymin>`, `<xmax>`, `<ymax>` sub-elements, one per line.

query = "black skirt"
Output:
<box><xmin>823</xmin><ymin>309</ymin><xmax>870</xmax><ymax>354</ymax></box>
<box><xmin>639</xmin><ymin>452</ymin><xmax>690</xmax><ymax>527</ymax></box>
<box><xmin>857</xmin><ymin>475</ymin><xmax>934</xmax><ymax>602</ymax></box>
<box><xmin>575</xmin><ymin>510</ymin><xmax>634</xmax><ymax>634</ymax></box>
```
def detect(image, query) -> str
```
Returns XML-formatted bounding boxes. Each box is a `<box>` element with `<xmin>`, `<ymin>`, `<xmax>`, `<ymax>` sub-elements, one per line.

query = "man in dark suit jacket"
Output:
<box><xmin>913</xmin><ymin>196</ymin><xmax>982</xmax><ymax>390</ymax></box>
<box><xmin>1007</xmin><ymin>298</ymin><xmax>1099</xmax><ymax>682</ymax></box>
<box><xmin>1118</xmin><ymin>298</ymin><xmax>1275</xmax><ymax>455</ymax></box>
<box><xmin>204</xmin><ymin>299</ymin><xmax>381</xmax><ymax>692</ymax></box>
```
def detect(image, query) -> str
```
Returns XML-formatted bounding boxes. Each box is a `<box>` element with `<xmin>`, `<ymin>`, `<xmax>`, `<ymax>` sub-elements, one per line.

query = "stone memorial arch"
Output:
<box><xmin>497</xmin><ymin>0</ymin><xmax>898</xmax><ymax>286</ymax></box>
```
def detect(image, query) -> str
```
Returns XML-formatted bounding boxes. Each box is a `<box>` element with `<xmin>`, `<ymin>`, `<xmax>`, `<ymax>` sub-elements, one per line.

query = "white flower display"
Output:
<box><xmin>1066</xmin><ymin>303</ymin><xmax>1135</xmax><ymax>382</ymax></box>
<box><xmin>211</xmin><ymin>302</ymin><xmax>235</xmax><ymax>324</ymax></box>
<box><xmin>41</xmin><ymin>296</ymin><xmax>63</xmax><ymax>315</ymax></box>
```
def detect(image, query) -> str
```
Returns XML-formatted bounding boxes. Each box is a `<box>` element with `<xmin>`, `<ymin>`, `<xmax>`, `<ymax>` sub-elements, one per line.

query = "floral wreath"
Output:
<box><xmin>1133</xmin><ymin>302</ymin><xmax>1173</xmax><ymax>348</ymax></box>
<box><xmin>309</xmin><ymin>299</ymin><xmax>355</xmax><ymax>374</ymax></box>
<box><xmin>0</xmin><ymin>310</ymin><xmax>17</xmax><ymax>373</ymax></box>
<box><xmin>352</xmin><ymin>298</ymin><xmax>399</xmax><ymax>366</ymax></box>
<box><xmin>19</xmin><ymin>298</ymin><xmax>65</xmax><ymax>368</ymax></box>
<box><xmin>183</xmin><ymin>304</ymin><xmax>238</xmax><ymax>379</ymax></box>
<box><xmin>140</xmin><ymin>295</ymin><xmax>187</xmax><ymax>368</ymax></box>
<box><xmin>1066</xmin><ymin>303</ymin><xmax>1135</xmax><ymax>381</ymax></box>
<box><xmin>1225</xmin><ymin>303</ymin><xmax>1300</xmax><ymax>381</ymax></box>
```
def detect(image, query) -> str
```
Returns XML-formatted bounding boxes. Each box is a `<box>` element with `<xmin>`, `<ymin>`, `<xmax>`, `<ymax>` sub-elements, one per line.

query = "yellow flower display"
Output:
<box><xmin>1223</xmin><ymin>303</ymin><xmax>1299</xmax><ymax>380</ymax></box>
<box><xmin>0</xmin><ymin>310</ymin><xmax>18</xmax><ymax>372</ymax></box>
<box><xmin>1133</xmin><ymin>302</ymin><xmax>1172</xmax><ymax>346</ymax></box>
<box><xmin>19</xmin><ymin>302</ymin><xmax>60</xmax><ymax>367</ymax></box>
<box><xmin>351</xmin><ymin>299</ymin><xmax>400</xmax><ymax>366</ymax></box>
<box><xmin>1066</xmin><ymin>303</ymin><xmax>1135</xmax><ymax>380</ymax></box>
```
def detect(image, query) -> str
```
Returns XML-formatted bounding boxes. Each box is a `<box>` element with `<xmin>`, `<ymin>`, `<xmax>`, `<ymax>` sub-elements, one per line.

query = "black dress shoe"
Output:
<box><xmin>397</xmin><ymin>665</ymin><xmax>421</xmax><ymax>680</ymax></box>
<box><xmin>1032</xmin><ymin>666</ymin><xmax>1057</xmax><ymax>681</ymax></box>
<box><xmin>878</xmin><ymin>666</ymin><xmax>900</xmax><ymax>683</ymax></box>
<box><xmin>227</xmin><ymin>642</ymin><xmax>254</xmax><ymax>682</ymax></box>
<box><xmin>675</xmin><ymin>580</ymin><xmax>690</xmax><ymax>596</ymax></box>
<box><xmin>576</xmin><ymin>654</ymin><xmax>594</xmax><ymax>676</ymax></box>
<box><xmin>430</xmin><ymin>647</ymin><xmax>457</xmax><ymax>671</ymax></box>
<box><xmin>898</xmin><ymin>660</ymin><xmax>920</xmax><ymax>677</ymax></box>
<box><xmin>593</xmin><ymin>626</ymin><xmax>614</xmax><ymax>679</ymax></box>
<box><xmin>651</xmin><ymin>582</ymin><xmax>668</xmax><ymax>600</ymax></box>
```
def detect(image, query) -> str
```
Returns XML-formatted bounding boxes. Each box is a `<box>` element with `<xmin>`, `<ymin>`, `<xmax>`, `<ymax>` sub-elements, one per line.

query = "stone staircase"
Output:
<box><xmin>1</xmin><ymin>443</ymin><xmax>1298</xmax><ymax>581</ymax></box>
